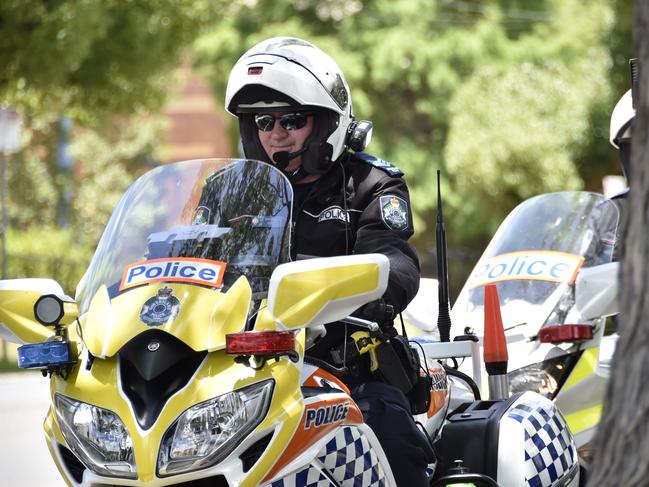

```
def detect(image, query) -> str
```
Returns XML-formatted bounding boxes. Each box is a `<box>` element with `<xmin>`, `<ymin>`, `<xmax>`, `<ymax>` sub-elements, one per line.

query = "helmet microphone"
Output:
<box><xmin>272</xmin><ymin>146</ymin><xmax>309</xmax><ymax>169</ymax></box>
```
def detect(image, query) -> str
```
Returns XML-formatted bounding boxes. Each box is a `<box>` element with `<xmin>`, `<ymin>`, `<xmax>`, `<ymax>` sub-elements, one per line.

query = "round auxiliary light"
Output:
<box><xmin>34</xmin><ymin>294</ymin><xmax>66</xmax><ymax>326</ymax></box>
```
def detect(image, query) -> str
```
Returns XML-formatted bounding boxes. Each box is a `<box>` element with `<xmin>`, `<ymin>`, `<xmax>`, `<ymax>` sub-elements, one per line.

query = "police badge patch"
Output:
<box><xmin>140</xmin><ymin>286</ymin><xmax>181</xmax><ymax>327</ymax></box>
<box><xmin>379</xmin><ymin>195</ymin><xmax>409</xmax><ymax>231</ymax></box>
<box><xmin>317</xmin><ymin>205</ymin><xmax>349</xmax><ymax>223</ymax></box>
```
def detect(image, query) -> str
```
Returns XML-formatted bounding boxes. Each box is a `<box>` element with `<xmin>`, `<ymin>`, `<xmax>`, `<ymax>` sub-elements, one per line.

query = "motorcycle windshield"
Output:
<box><xmin>452</xmin><ymin>192</ymin><xmax>619</xmax><ymax>334</ymax></box>
<box><xmin>75</xmin><ymin>159</ymin><xmax>293</xmax><ymax>355</ymax></box>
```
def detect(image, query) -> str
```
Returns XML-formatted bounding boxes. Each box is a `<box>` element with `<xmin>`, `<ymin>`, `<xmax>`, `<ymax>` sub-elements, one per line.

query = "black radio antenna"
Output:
<box><xmin>436</xmin><ymin>170</ymin><xmax>452</xmax><ymax>342</ymax></box>
<box><xmin>630</xmin><ymin>58</ymin><xmax>639</xmax><ymax>109</ymax></box>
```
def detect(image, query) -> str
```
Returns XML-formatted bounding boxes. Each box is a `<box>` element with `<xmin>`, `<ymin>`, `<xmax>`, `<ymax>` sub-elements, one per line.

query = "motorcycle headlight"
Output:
<box><xmin>508</xmin><ymin>353</ymin><xmax>579</xmax><ymax>399</ymax></box>
<box><xmin>54</xmin><ymin>394</ymin><xmax>136</xmax><ymax>479</ymax></box>
<box><xmin>157</xmin><ymin>379</ymin><xmax>274</xmax><ymax>476</ymax></box>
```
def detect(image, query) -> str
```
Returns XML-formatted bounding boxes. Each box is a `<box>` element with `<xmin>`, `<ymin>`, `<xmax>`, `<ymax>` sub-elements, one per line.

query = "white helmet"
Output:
<box><xmin>225</xmin><ymin>37</ymin><xmax>355</xmax><ymax>175</ymax></box>
<box><xmin>609</xmin><ymin>89</ymin><xmax>635</xmax><ymax>149</ymax></box>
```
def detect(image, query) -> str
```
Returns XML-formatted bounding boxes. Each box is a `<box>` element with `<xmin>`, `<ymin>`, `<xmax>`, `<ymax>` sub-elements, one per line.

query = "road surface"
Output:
<box><xmin>0</xmin><ymin>371</ymin><xmax>66</xmax><ymax>486</ymax></box>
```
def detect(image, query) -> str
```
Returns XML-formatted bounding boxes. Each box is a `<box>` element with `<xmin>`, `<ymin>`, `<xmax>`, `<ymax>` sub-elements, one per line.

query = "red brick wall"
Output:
<box><xmin>162</xmin><ymin>65</ymin><xmax>233</xmax><ymax>163</ymax></box>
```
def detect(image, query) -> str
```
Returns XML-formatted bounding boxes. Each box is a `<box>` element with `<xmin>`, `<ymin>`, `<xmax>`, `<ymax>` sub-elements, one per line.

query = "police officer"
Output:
<box><xmin>608</xmin><ymin>59</ymin><xmax>638</xmax><ymax>261</ymax></box>
<box><xmin>609</xmin><ymin>88</ymin><xmax>634</xmax><ymax>198</ymax></box>
<box><xmin>225</xmin><ymin>37</ymin><xmax>433</xmax><ymax>485</ymax></box>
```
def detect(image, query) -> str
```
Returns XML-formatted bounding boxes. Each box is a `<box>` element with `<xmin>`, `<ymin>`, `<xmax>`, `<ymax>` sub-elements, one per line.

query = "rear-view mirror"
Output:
<box><xmin>0</xmin><ymin>278</ymin><xmax>68</xmax><ymax>343</ymax></box>
<box><xmin>574</xmin><ymin>262</ymin><xmax>619</xmax><ymax>320</ymax></box>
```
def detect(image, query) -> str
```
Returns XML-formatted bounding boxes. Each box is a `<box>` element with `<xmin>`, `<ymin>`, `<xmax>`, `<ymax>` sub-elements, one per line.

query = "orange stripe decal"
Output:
<box><xmin>262</xmin><ymin>397</ymin><xmax>362</xmax><ymax>483</ymax></box>
<box><xmin>302</xmin><ymin>369</ymin><xmax>351</xmax><ymax>395</ymax></box>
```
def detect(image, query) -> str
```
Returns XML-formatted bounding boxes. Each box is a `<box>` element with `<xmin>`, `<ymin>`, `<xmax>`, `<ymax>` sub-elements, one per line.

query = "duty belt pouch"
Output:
<box><xmin>408</xmin><ymin>374</ymin><xmax>433</xmax><ymax>415</ymax></box>
<box><xmin>374</xmin><ymin>336</ymin><xmax>432</xmax><ymax>415</ymax></box>
<box><xmin>373</xmin><ymin>336</ymin><xmax>419</xmax><ymax>393</ymax></box>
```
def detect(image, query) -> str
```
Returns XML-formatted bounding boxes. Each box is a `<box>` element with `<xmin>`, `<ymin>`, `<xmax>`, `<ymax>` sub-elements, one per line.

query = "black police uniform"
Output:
<box><xmin>292</xmin><ymin>152</ymin><xmax>419</xmax><ymax>311</ymax></box>
<box><xmin>296</xmin><ymin>152</ymin><xmax>434</xmax><ymax>487</ymax></box>
<box><xmin>611</xmin><ymin>189</ymin><xmax>628</xmax><ymax>262</ymax></box>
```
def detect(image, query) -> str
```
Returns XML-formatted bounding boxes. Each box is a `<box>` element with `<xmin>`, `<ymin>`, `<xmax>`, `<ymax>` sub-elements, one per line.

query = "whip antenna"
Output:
<box><xmin>630</xmin><ymin>58</ymin><xmax>639</xmax><ymax>109</ymax></box>
<box><xmin>436</xmin><ymin>170</ymin><xmax>452</xmax><ymax>342</ymax></box>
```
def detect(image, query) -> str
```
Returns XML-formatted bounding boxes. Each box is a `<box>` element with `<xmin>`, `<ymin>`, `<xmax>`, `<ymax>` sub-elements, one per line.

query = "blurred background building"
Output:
<box><xmin>162</xmin><ymin>64</ymin><xmax>231</xmax><ymax>163</ymax></box>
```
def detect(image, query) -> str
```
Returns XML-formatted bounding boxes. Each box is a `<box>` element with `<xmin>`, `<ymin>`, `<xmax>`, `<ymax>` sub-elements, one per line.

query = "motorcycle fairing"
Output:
<box><xmin>301</xmin><ymin>365</ymin><xmax>350</xmax><ymax>394</ymax></box>
<box><xmin>0</xmin><ymin>278</ymin><xmax>66</xmax><ymax>343</ymax></box>
<box><xmin>262</xmin><ymin>424</ymin><xmax>393</xmax><ymax>487</ymax></box>
<box><xmin>259</xmin><ymin>254</ymin><xmax>389</xmax><ymax>331</ymax></box>
<box><xmin>262</xmin><ymin>393</ymin><xmax>364</xmax><ymax>481</ymax></box>
<box><xmin>498</xmin><ymin>392</ymin><xmax>579</xmax><ymax>486</ymax></box>
<box><xmin>266</xmin><ymin>360</ymin><xmax>396</xmax><ymax>485</ymax></box>
<box><xmin>449</xmin><ymin>191</ymin><xmax>619</xmax><ymax>457</ymax></box>
<box><xmin>45</xmin><ymin>338</ymin><xmax>306</xmax><ymax>486</ymax></box>
<box><xmin>554</xmin><ymin>347</ymin><xmax>606</xmax><ymax>445</ymax></box>
<box><xmin>44</xmin><ymin>317</ymin><xmax>400</xmax><ymax>487</ymax></box>
<box><xmin>80</xmin><ymin>279</ymin><xmax>251</xmax><ymax>358</ymax></box>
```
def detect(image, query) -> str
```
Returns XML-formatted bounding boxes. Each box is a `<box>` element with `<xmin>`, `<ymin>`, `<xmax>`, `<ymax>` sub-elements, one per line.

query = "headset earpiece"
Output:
<box><xmin>347</xmin><ymin>120</ymin><xmax>373</xmax><ymax>152</ymax></box>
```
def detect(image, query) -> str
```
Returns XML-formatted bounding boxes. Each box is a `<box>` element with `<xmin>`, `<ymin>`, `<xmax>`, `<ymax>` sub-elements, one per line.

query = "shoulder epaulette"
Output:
<box><xmin>353</xmin><ymin>152</ymin><xmax>404</xmax><ymax>177</ymax></box>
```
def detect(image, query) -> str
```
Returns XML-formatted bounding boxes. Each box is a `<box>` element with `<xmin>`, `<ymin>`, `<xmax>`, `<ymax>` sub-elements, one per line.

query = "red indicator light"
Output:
<box><xmin>539</xmin><ymin>324</ymin><xmax>593</xmax><ymax>344</ymax></box>
<box><xmin>248</xmin><ymin>66</ymin><xmax>263</xmax><ymax>75</ymax></box>
<box><xmin>226</xmin><ymin>331</ymin><xmax>295</xmax><ymax>356</ymax></box>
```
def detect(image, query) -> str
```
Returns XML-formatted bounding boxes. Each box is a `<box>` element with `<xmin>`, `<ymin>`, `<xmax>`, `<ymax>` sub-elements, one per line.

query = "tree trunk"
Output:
<box><xmin>588</xmin><ymin>2</ymin><xmax>649</xmax><ymax>485</ymax></box>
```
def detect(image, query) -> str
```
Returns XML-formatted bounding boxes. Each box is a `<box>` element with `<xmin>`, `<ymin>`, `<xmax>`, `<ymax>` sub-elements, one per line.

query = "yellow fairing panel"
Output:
<box><xmin>562</xmin><ymin>348</ymin><xmax>598</xmax><ymax>392</ymax></box>
<box><xmin>49</xmin><ymin>345</ymin><xmax>304</xmax><ymax>484</ymax></box>
<box><xmin>0</xmin><ymin>289</ymin><xmax>53</xmax><ymax>343</ymax></box>
<box><xmin>238</xmin><ymin>357</ymin><xmax>305</xmax><ymax>486</ymax></box>
<box><xmin>558</xmin><ymin>348</ymin><xmax>603</xmax><ymax>435</ymax></box>
<box><xmin>268</xmin><ymin>256</ymin><xmax>387</xmax><ymax>329</ymax></box>
<box><xmin>81</xmin><ymin>277</ymin><xmax>251</xmax><ymax>358</ymax></box>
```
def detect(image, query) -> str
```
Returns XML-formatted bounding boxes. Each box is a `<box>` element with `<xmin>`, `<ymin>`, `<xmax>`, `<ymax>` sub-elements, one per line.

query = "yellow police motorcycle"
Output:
<box><xmin>0</xmin><ymin>159</ymin><xmax>579</xmax><ymax>487</ymax></box>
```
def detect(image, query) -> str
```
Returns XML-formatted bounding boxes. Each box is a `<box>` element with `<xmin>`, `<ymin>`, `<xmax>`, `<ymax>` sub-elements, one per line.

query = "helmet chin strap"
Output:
<box><xmin>272</xmin><ymin>147</ymin><xmax>309</xmax><ymax>183</ymax></box>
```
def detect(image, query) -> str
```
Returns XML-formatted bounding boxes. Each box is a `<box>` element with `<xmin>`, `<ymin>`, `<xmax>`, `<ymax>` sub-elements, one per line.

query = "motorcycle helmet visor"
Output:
<box><xmin>254</xmin><ymin>112</ymin><xmax>313</xmax><ymax>132</ymax></box>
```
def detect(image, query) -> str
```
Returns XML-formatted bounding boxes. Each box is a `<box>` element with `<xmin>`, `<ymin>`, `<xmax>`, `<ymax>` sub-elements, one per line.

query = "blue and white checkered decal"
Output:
<box><xmin>507</xmin><ymin>399</ymin><xmax>577</xmax><ymax>487</ymax></box>
<box><xmin>269</xmin><ymin>467</ymin><xmax>335</xmax><ymax>487</ymax></box>
<box><xmin>270</xmin><ymin>426</ymin><xmax>388</xmax><ymax>487</ymax></box>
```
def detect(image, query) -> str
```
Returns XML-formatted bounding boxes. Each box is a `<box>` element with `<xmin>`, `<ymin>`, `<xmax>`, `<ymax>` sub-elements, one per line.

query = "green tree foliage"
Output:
<box><xmin>0</xmin><ymin>0</ymin><xmax>222</xmax><ymax>120</ymax></box>
<box><xmin>4</xmin><ymin>116</ymin><xmax>166</xmax><ymax>288</ymax></box>
<box><xmin>0</xmin><ymin>0</ymin><xmax>632</xmax><ymax>295</ymax></box>
<box><xmin>70</xmin><ymin>116</ymin><xmax>168</xmax><ymax>245</ymax></box>
<box><xmin>7</xmin><ymin>227</ymin><xmax>91</xmax><ymax>294</ymax></box>
<box><xmin>447</xmin><ymin>60</ymin><xmax>605</xmax><ymax>241</ymax></box>
<box><xmin>194</xmin><ymin>0</ymin><xmax>631</xmax><ymax>265</ymax></box>
<box><xmin>1</xmin><ymin>0</ymin><xmax>226</xmax><ymax>290</ymax></box>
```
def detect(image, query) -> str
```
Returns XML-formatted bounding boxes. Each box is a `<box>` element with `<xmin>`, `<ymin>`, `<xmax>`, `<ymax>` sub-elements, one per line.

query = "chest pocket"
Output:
<box><xmin>297</xmin><ymin>206</ymin><xmax>357</xmax><ymax>257</ymax></box>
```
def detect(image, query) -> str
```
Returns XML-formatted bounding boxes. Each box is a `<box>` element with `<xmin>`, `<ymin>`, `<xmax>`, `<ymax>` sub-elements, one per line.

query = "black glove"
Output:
<box><xmin>356</xmin><ymin>299</ymin><xmax>395</xmax><ymax>328</ymax></box>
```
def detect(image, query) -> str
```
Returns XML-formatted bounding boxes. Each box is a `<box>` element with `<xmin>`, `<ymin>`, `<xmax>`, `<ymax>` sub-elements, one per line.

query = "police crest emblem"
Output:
<box><xmin>140</xmin><ymin>286</ymin><xmax>181</xmax><ymax>327</ymax></box>
<box><xmin>379</xmin><ymin>195</ymin><xmax>409</xmax><ymax>231</ymax></box>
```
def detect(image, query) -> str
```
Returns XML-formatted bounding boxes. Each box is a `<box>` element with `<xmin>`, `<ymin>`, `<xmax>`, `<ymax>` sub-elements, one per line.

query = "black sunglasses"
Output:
<box><xmin>254</xmin><ymin>113</ymin><xmax>312</xmax><ymax>132</ymax></box>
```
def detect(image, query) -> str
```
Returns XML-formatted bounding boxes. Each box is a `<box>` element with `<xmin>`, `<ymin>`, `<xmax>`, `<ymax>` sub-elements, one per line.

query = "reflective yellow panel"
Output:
<box><xmin>0</xmin><ymin>289</ymin><xmax>54</xmax><ymax>343</ymax></box>
<box><xmin>272</xmin><ymin>263</ymin><xmax>379</xmax><ymax>329</ymax></box>
<box><xmin>81</xmin><ymin>277</ymin><xmax>251</xmax><ymax>358</ymax></box>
